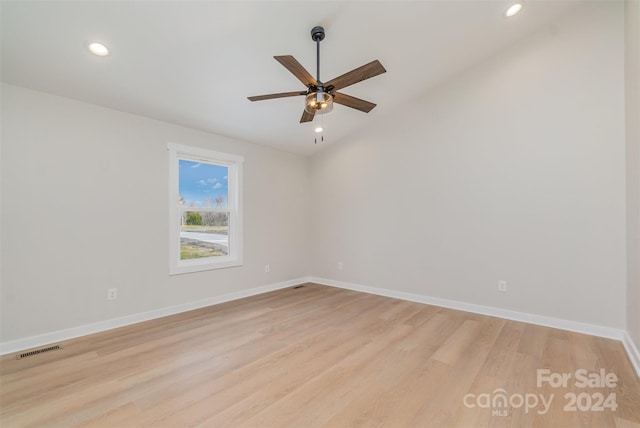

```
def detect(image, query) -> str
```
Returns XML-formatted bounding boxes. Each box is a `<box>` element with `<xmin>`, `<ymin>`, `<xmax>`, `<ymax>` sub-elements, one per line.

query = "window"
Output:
<box><xmin>168</xmin><ymin>143</ymin><xmax>243</xmax><ymax>274</ymax></box>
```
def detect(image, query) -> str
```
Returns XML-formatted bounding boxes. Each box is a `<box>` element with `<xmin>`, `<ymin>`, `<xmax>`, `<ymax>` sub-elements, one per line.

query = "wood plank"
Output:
<box><xmin>1</xmin><ymin>284</ymin><xmax>638</xmax><ymax>427</ymax></box>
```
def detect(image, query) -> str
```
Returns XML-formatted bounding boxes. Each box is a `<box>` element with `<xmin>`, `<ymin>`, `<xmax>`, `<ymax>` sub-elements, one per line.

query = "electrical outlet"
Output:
<box><xmin>337</xmin><ymin>262</ymin><xmax>343</xmax><ymax>270</ymax></box>
<box><xmin>265</xmin><ymin>264</ymin><xmax>270</xmax><ymax>273</ymax></box>
<box><xmin>498</xmin><ymin>280</ymin><xmax>507</xmax><ymax>293</ymax></box>
<box><xmin>107</xmin><ymin>288</ymin><xmax>118</xmax><ymax>300</ymax></box>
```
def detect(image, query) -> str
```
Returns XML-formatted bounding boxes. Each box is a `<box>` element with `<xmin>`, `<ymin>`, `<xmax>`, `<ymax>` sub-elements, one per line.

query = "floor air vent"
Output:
<box><xmin>16</xmin><ymin>345</ymin><xmax>63</xmax><ymax>360</ymax></box>
<box><xmin>292</xmin><ymin>285</ymin><xmax>305</xmax><ymax>289</ymax></box>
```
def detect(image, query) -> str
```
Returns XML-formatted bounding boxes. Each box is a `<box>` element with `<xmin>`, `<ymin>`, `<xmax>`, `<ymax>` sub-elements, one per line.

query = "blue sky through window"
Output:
<box><xmin>179</xmin><ymin>159</ymin><xmax>228</xmax><ymax>208</ymax></box>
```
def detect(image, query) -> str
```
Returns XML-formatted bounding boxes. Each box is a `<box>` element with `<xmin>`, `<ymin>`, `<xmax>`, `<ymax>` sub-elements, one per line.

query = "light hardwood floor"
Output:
<box><xmin>1</xmin><ymin>284</ymin><xmax>639</xmax><ymax>427</ymax></box>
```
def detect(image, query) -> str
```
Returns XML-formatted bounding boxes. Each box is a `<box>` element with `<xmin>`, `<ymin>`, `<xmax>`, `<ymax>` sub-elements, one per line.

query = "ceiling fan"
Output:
<box><xmin>247</xmin><ymin>26</ymin><xmax>387</xmax><ymax>123</ymax></box>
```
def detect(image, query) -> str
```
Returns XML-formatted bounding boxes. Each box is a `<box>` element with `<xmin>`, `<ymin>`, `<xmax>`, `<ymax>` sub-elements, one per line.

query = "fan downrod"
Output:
<box><xmin>311</xmin><ymin>26</ymin><xmax>325</xmax><ymax>42</ymax></box>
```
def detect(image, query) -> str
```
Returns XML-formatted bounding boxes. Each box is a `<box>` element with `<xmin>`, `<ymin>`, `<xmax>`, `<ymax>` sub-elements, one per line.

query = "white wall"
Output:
<box><xmin>0</xmin><ymin>83</ymin><xmax>310</xmax><ymax>343</ymax></box>
<box><xmin>626</xmin><ymin>0</ymin><xmax>640</xmax><ymax>349</ymax></box>
<box><xmin>310</xmin><ymin>2</ymin><xmax>627</xmax><ymax>328</ymax></box>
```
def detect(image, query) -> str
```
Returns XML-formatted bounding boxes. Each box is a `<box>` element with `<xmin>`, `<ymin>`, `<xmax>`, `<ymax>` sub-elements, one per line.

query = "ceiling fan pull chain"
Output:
<box><xmin>314</xmin><ymin>114</ymin><xmax>325</xmax><ymax>144</ymax></box>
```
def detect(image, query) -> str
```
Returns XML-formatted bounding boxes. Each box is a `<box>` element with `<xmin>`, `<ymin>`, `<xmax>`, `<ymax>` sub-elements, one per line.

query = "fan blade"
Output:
<box><xmin>274</xmin><ymin>55</ymin><xmax>317</xmax><ymax>87</ymax></box>
<box><xmin>325</xmin><ymin>60</ymin><xmax>386</xmax><ymax>91</ymax></box>
<box><xmin>300</xmin><ymin>110</ymin><xmax>315</xmax><ymax>123</ymax></box>
<box><xmin>333</xmin><ymin>92</ymin><xmax>377</xmax><ymax>113</ymax></box>
<box><xmin>248</xmin><ymin>91</ymin><xmax>307</xmax><ymax>102</ymax></box>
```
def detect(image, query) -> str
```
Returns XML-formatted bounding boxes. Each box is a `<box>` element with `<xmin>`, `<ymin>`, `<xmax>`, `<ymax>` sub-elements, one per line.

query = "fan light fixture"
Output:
<box><xmin>305</xmin><ymin>91</ymin><xmax>333</xmax><ymax>115</ymax></box>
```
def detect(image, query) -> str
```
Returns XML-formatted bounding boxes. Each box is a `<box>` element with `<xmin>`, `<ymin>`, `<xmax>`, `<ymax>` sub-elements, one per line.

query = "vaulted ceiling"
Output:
<box><xmin>1</xmin><ymin>1</ymin><xmax>583</xmax><ymax>156</ymax></box>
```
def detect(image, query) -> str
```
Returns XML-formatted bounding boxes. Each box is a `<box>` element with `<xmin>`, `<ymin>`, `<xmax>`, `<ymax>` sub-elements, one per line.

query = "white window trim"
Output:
<box><xmin>168</xmin><ymin>142</ymin><xmax>244</xmax><ymax>275</ymax></box>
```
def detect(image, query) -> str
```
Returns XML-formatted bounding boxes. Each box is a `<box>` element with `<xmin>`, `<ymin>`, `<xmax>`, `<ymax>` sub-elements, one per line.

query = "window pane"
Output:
<box><xmin>169</xmin><ymin>143</ymin><xmax>243</xmax><ymax>274</ymax></box>
<box><xmin>180</xmin><ymin>211</ymin><xmax>229</xmax><ymax>260</ymax></box>
<box><xmin>179</xmin><ymin>159</ymin><xmax>228</xmax><ymax>209</ymax></box>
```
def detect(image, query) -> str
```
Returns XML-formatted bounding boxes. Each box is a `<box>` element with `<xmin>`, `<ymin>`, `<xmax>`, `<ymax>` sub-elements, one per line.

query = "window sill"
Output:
<box><xmin>169</xmin><ymin>257</ymin><xmax>243</xmax><ymax>275</ymax></box>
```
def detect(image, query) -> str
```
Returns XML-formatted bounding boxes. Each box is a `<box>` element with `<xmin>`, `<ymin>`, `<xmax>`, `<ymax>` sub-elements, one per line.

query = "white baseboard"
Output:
<box><xmin>4</xmin><ymin>275</ymin><xmax>639</xmax><ymax>379</ymax></box>
<box><xmin>0</xmin><ymin>277</ymin><xmax>306</xmax><ymax>356</ymax></box>
<box><xmin>622</xmin><ymin>331</ymin><xmax>640</xmax><ymax>379</ymax></box>
<box><xmin>309</xmin><ymin>277</ymin><xmax>627</xmax><ymax>341</ymax></box>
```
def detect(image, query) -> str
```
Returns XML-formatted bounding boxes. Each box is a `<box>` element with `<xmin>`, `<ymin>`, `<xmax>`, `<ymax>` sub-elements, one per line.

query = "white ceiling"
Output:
<box><xmin>1</xmin><ymin>0</ymin><xmax>583</xmax><ymax>156</ymax></box>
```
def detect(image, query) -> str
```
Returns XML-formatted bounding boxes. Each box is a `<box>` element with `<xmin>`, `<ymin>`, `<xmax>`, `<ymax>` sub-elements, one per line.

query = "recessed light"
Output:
<box><xmin>315</xmin><ymin>127</ymin><xmax>323</xmax><ymax>133</ymax></box>
<box><xmin>505</xmin><ymin>3</ymin><xmax>523</xmax><ymax>17</ymax></box>
<box><xmin>88</xmin><ymin>42</ymin><xmax>109</xmax><ymax>56</ymax></box>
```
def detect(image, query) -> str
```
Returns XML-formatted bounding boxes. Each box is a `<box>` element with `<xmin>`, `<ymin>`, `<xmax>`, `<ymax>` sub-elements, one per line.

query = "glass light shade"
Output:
<box><xmin>305</xmin><ymin>91</ymin><xmax>333</xmax><ymax>115</ymax></box>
